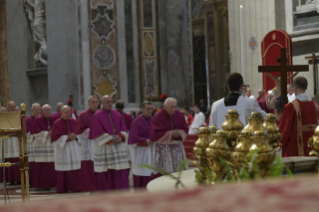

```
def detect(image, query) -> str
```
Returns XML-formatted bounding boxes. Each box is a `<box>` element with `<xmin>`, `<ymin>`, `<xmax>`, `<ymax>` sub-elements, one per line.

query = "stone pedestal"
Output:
<box><xmin>0</xmin><ymin>0</ymin><xmax>10</xmax><ymax>106</ymax></box>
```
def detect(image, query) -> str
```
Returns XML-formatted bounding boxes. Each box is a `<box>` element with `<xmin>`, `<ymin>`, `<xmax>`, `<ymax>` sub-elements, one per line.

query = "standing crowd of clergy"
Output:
<box><xmin>0</xmin><ymin>95</ymin><xmax>188</xmax><ymax>193</ymax></box>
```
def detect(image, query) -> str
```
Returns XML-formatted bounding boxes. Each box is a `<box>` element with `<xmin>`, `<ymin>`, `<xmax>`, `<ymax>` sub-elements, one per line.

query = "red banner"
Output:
<box><xmin>261</xmin><ymin>30</ymin><xmax>292</xmax><ymax>91</ymax></box>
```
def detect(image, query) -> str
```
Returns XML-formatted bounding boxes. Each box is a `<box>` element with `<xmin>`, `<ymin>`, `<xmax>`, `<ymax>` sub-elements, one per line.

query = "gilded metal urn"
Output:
<box><xmin>208</xmin><ymin>125</ymin><xmax>217</xmax><ymax>142</ymax></box>
<box><xmin>230</xmin><ymin>130</ymin><xmax>253</xmax><ymax>170</ymax></box>
<box><xmin>263</xmin><ymin>114</ymin><xmax>282</xmax><ymax>150</ymax></box>
<box><xmin>193</xmin><ymin>127</ymin><xmax>211</xmax><ymax>171</ymax></box>
<box><xmin>308</xmin><ymin>125</ymin><xmax>319</xmax><ymax>156</ymax></box>
<box><xmin>249</xmin><ymin>131</ymin><xmax>276</xmax><ymax>177</ymax></box>
<box><xmin>244</xmin><ymin>112</ymin><xmax>267</xmax><ymax>134</ymax></box>
<box><xmin>221</xmin><ymin>110</ymin><xmax>244</xmax><ymax>149</ymax></box>
<box><xmin>206</xmin><ymin>130</ymin><xmax>231</xmax><ymax>179</ymax></box>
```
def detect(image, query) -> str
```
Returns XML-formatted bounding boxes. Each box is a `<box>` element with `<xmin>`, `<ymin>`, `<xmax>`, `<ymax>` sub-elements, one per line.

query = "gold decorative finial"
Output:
<box><xmin>21</xmin><ymin>103</ymin><xmax>26</xmax><ymax>111</ymax></box>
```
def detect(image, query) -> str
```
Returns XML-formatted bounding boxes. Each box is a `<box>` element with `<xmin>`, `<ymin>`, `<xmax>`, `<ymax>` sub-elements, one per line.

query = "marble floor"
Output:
<box><xmin>0</xmin><ymin>169</ymin><xmax>135</xmax><ymax>205</ymax></box>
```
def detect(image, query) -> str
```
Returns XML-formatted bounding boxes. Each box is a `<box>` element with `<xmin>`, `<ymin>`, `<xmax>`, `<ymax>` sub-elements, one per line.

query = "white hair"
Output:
<box><xmin>31</xmin><ymin>103</ymin><xmax>40</xmax><ymax>110</ymax></box>
<box><xmin>42</xmin><ymin>104</ymin><xmax>51</xmax><ymax>110</ymax></box>
<box><xmin>164</xmin><ymin>97</ymin><xmax>177</xmax><ymax>106</ymax></box>
<box><xmin>7</xmin><ymin>101</ymin><xmax>15</xmax><ymax>107</ymax></box>
<box><xmin>88</xmin><ymin>95</ymin><xmax>99</xmax><ymax>102</ymax></box>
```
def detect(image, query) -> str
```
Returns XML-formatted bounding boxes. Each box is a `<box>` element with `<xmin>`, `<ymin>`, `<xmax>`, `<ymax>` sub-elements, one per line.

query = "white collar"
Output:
<box><xmin>296</xmin><ymin>92</ymin><xmax>312</xmax><ymax>102</ymax></box>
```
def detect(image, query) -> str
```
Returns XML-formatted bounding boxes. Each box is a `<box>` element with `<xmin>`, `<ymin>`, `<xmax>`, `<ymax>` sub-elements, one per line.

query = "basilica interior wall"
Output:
<box><xmin>228</xmin><ymin>0</ymin><xmax>285</xmax><ymax>96</ymax></box>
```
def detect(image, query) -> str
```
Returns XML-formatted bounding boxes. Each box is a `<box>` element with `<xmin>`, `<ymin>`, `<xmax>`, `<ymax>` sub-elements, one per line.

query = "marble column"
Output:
<box><xmin>0</xmin><ymin>0</ymin><xmax>10</xmax><ymax>106</ymax></box>
<box><xmin>158</xmin><ymin>0</ymin><xmax>192</xmax><ymax>107</ymax></box>
<box><xmin>45</xmin><ymin>0</ymin><xmax>81</xmax><ymax>110</ymax></box>
<box><xmin>6</xmin><ymin>0</ymin><xmax>33</xmax><ymax>109</ymax></box>
<box><xmin>80</xmin><ymin>0</ymin><xmax>92</xmax><ymax>108</ymax></box>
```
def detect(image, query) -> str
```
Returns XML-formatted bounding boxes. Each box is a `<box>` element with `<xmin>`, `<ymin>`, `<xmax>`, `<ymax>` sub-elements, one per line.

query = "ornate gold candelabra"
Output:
<box><xmin>221</xmin><ymin>110</ymin><xmax>244</xmax><ymax>149</ymax></box>
<box><xmin>250</xmin><ymin>131</ymin><xmax>275</xmax><ymax>177</ymax></box>
<box><xmin>205</xmin><ymin>130</ymin><xmax>231</xmax><ymax>179</ymax></box>
<box><xmin>308</xmin><ymin>125</ymin><xmax>319</xmax><ymax>156</ymax></box>
<box><xmin>193</xmin><ymin>127</ymin><xmax>211</xmax><ymax>173</ymax></box>
<box><xmin>230</xmin><ymin>130</ymin><xmax>253</xmax><ymax>170</ymax></box>
<box><xmin>263</xmin><ymin>114</ymin><xmax>282</xmax><ymax>150</ymax></box>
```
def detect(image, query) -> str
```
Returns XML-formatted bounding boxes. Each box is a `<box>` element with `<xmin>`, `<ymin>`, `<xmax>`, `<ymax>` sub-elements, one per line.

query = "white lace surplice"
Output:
<box><xmin>93</xmin><ymin>132</ymin><xmax>130</xmax><ymax>172</ymax></box>
<box><xmin>1</xmin><ymin>137</ymin><xmax>20</xmax><ymax>159</ymax></box>
<box><xmin>54</xmin><ymin>135</ymin><xmax>81</xmax><ymax>171</ymax></box>
<box><xmin>77</xmin><ymin>128</ymin><xmax>94</xmax><ymax>161</ymax></box>
<box><xmin>26</xmin><ymin>132</ymin><xmax>36</xmax><ymax>162</ymax></box>
<box><xmin>129</xmin><ymin>143</ymin><xmax>153</xmax><ymax>176</ymax></box>
<box><xmin>152</xmin><ymin>130</ymin><xmax>188</xmax><ymax>173</ymax></box>
<box><xmin>32</xmin><ymin>130</ymin><xmax>55</xmax><ymax>162</ymax></box>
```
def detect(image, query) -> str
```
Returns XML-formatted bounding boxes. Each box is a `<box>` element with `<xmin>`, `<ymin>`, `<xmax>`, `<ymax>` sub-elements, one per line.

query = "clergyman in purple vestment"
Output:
<box><xmin>89</xmin><ymin>96</ymin><xmax>130</xmax><ymax>191</ymax></box>
<box><xmin>31</xmin><ymin>104</ymin><xmax>56</xmax><ymax>189</ymax></box>
<box><xmin>25</xmin><ymin>103</ymin><xmax>41</xmax><ymax>185</ymax></box>
<box><xmin>128</xmin><ymin>102</ymin><xmax>153</xmax><ymax>188</ymax></box>
<box><xmin>51</xmin><ymin>102</ymin><xmax>64</xmax><ymax>124</ymax></box>
<box><xmin>51</xmin><ymin>106</ymin><xmax>81</xmax><ymax>193</ymax></box>
<box><xmin>75</xmin><ymin>96</ymin><xmax>99</xmax><ymax>192</ymax></box>
<box><xmin>150</xmin><ymin>98</ymin><xmax>188</xmax><ymax>180</ymax></box>
<box><xmin>115</xmin><ymin>100</ymin><xmax>133</xmax><ymax>131</ymax></box>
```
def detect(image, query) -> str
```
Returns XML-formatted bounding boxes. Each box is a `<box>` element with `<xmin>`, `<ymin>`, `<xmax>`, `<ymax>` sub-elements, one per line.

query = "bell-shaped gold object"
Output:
<box><xmin>230</xmin><ymin>130</ymin><xmax>253</xmax><ymax>169</ymax></box>
<box><xmin>221</xmin><ymin>110</ymin><xmax>244</xmax><ymax>149</ymax></box>
<box><xmin>308</xmin><ymin>125</ymin><xmax>319</xmax><ymax>156</ymax></box>
<box><xmin>263</xmin><ymin>114</ymin><xmax>282</xmax><ymax>150</ymax></box>
<box><xmin>244</xmin><ymin>112</ymin><xmax>267</xmax><ymax>134</ymax></box>
<box><xmin>193</xmin><ymin>127</ymin><xmax>211</xmax><ymax>171</ymax></box>
<box><xmin>208</xmin><ymin>125</ymin><xmax>217</xmax><ymax>141</ymax></box>
<box><xmin>206</xmin><ymin>130</ymin><xmax>231</xmax><ymax>179</ymax></box>
<box><xmin>249</xmin><ymin>131</ymin><xmax>275</xmax><ymax>177</ymax></box>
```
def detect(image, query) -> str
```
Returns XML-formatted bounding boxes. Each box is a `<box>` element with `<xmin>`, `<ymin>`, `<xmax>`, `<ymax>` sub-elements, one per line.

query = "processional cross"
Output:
<box><xmin>258</xmin><ymin>48</ymin><xmax>309</xmax><ymax>111</ymax></box>
<box><xmin>305</xmin><ymin>54</ymin><xmax>319</xmax><ymax>95</ymax></box>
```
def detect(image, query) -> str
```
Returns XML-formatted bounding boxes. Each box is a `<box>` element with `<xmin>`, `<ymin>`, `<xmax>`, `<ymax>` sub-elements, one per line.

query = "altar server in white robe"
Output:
<box><xmin>128</xmin><ymin>101</ymin><xmax>153</xmax><ymax>188</ymax></box>
<box><xmin>51</xmin><ymin>106</ymin><xmax>81</xmax><ymax>193</ymax></box>
<box><xmin>209</xmin><ymin>73</ymin><xmax>267</xmax><ymax>129</ymax></box>
<box><xmin>189</xmin><ymin>105</ymin><xmax>206</xmax><ymax>134</ymax></box>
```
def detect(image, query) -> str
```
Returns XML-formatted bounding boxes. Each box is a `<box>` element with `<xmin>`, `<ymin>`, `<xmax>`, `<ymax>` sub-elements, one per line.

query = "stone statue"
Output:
<box><xmin>306</xmin><ymin>0</ymin><xmax>316</xmax><ymax>4</ymax></box>
<box><xmin>24</xmin><ymin>0</ymin><xmax>47</xmax><ymax>66</ymax></box>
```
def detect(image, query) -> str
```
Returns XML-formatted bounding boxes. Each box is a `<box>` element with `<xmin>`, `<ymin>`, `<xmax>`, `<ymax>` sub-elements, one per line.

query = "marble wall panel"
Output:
<box><xmin>0</xmin><ymin>0</ymin><xmax>10</xmax><ymax>106</ymax></box>
<box><xmin>124</xmin><ymin>0</ymin><xmax>136</xmax><ymax>103</ymax></box>
<box><xmin>140</xmin><ymin>0</ymin><xmax>159</xmax><ymax>99</ymax></box>
<box><xmin>89</xmin><ymin>0</ymin><xmax>120</xmax><ymax>100</ymax></box>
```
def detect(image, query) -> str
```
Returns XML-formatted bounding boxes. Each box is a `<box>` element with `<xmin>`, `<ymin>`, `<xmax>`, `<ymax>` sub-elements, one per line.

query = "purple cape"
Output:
<box><xmin>88</xmin><ymin>109</ymin><xmax>127</xmax><ymax>140</ymax></box>
<box><xmin>25</xmin><ymin>115</ymin><xmax>36</xmax><ymax>133</ymax></box>
<box><xmin>116</xmin><ymin>109</ymin><xmax>133</xmax><ymax>130</ymax></box>
<box><xmin>150</xmin><ymin>109</ymin><xmax>188</xmax><ymax>141</ymax></box>
<box><xmin>128</xmin><ymin>115</ymin><xmax>152</xmax><ymax>145</ymax></box>
<box><xmin>51</xmin><ymin>118</ymin><xmax>77</xmax><ymax>142</ymax></box>
<box><xmin>51</xmin><ymin>112</ymin><xmax>61</xmax><ymax>124</ymax></box>
<box><xmin>32</xmin><ymin>116</ymin><xmax>55</xmax><ymax>134</ymax></box>
<box><xmin>75</xmin><ymin>109</ymin><xmax>95</xmax><ymax>135</ymax></box>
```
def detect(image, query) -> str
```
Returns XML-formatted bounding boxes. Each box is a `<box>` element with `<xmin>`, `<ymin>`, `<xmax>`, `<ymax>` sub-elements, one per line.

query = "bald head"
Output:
<box><xmin>102</xmin><ymin>95</ymin><xmax>113</xmax><ymax>111</ymax></box>
<box><xmin>56</xmin><ymin>102</ymin><xmax>64</xmax><ymax>112</ymax></box>
<box><xmin>42</xmin><ymin>104</ymin><xmax>52</xmax><ymax>119</ymax></box>
<box><xmin>7</xmin><ymin>101</ymin><xmax>16</xmax><ymax>112</ymax></box>
<box><xmin>164</xmin><ymin>98</ymin><xmax>177</xmax><ymax>115</ymax></box>
<box><xmin>61</xmin><ymin>105</ymin><xmax>71</xmax><ymax>119</ymax></box>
